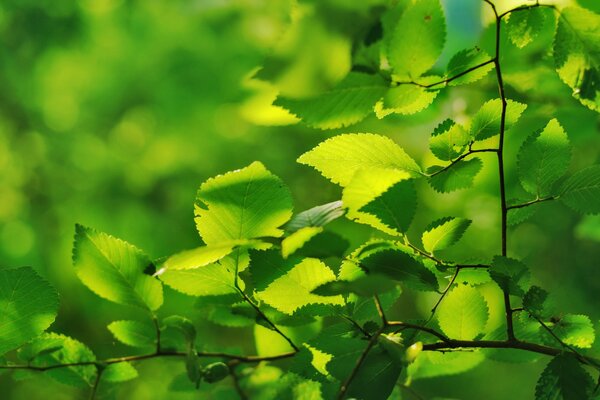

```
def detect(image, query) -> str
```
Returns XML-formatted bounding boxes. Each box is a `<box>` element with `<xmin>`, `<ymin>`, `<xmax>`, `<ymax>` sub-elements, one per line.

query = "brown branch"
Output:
<box><xmin>386</xmin><ymin>321</ymin><xmax>450</xmax><ymax>343</ymax></box>
<box><xmin>499</xmin><ymin>3</ymin><xmax>557</xmax><ymax>19</ymax></box>
<box><xmin>89</xmin><ymin>366</ymin><xmax>103</xmax><ymax>400</ymax></box>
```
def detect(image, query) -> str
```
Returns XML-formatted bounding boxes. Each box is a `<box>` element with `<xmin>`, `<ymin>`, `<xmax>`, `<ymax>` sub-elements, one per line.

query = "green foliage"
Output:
<box><xmin>469</xmin><ymin>99</ymin><xmax>527</xmax><ymax>141</ymax></box>
<box><xmin>507</xmin><ymin>8</ymin><xmax>547</xmax><ymax>49</ymax></box>
<box><xmin>535</xmin><ymin>354</ymin><xmax>594</xmax><ymax>400</ymax></box>
<box><xmin>429</xmin><ymin>119</ymin><xmax>470</xmax><ymax>161</ymax></box>
<box><xmin>446</xmin><ymin>47</ymin><xmax>494</xmax><ymax>86</ymax></box>
<box><xmin>422</xmin><ymin>217</ymin><xmax>471</xmax><ymax>254</ymax></box>
<box><xmin>107</xmin><ymin>320</ymin><xmax>156</xmax><ymax>349</ymax></box>
<box><xmin>437</xmin><ymin>285</ymin><xmax>489</xmax><ymax>340</ymax></box>
<box><xmin>428</xmin><ymin>158</ymin><xmax>483</xmax><ymax>192</ymax></box>
<box><xmin>560</xmin><ymin>165</ymin><xmax>600</xmax><ymax>214</ymax></box>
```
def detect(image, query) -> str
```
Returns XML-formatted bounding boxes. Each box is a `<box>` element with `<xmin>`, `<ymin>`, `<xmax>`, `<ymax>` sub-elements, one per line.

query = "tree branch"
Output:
<box><xmin>426</xmin><ymin>148</ymin><xmax>497</xmax><ymax>178</ymax></box>
<box><xmin>507</xmin><ymin>196</ymin><xmax>557</xmax><ymax>210</ymax></box>
<box><xmin>397</xmin><ymin>59</ymin><xmax>495</xmax><ymax>89</ymax></box>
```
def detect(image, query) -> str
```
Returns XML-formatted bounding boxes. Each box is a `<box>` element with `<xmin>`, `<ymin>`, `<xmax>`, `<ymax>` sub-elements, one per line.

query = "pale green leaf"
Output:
<box><xmin>507</xmin><ymin>7</ymin><xmax>547</xmax><ymax>48</ymax></box>
<box><xmin>548</xmin><ymin>314</ymin><xmax>595</xmax><ymax>349</ymax></box>
<box><xmin>285</xmin><ymin>201</ymin><xmax>345</xmax><ymax>233</ymax></box>
<box><xmin>0</xmin><ymin>267</ymin><xmax>59</xmax><ymax>356</ymax></box>
<box><xmin>298</xmin><ymin>133</ymin><xmax>421</xmax><ymax>186</ymax></box>
<box><xmin>518</xmin><ymin>119</ymin><xmax>571</xmax><ymax>197</ymax></box>
<box><xmin>256</xmin><ymin>258</ymin><xmax>344</xmax><ymax>314</ymax></box>
<box><xmin>161</xmin><ymin>243</ymin><xmax>254</xmax><ymax>271</ymax></box>
<box><xmin>73</xmin><ymin>225</ymin><xmax>163</xmax><ymax>311</ymax></box>
<box><xmin>107</xmin><ymin>320</ymin><xmax>156</xmax><ymax>348</ymax></box>
<box><xmin>282</xmin><ymin>227</ymin><xmax>324</xmax><ymax>259</ymax></box>
<box><xmin>437</xmin><ymin>285</ymin><xmax>489</xmax><ymax>340</ymax></box>
<box><xmin>194</xmin><ymin>161</ymin><xmax>293</xmax><ymax>244</ymax></box>
<box><xmin>158</xmin><ymin>260</ymin><xmax>240</xmax><ymax>297</ymax></box>
<box><xmin>375</xmin><ymin>84</ymin><xmax>438</xmax><ymax>117</ymax></box>
<box><xmin>535</xmin><ymin>353</ymin><xmax>594</xmax><ymax>400</ymax></box>
<box><xmin>560</xmin><ymin>165</ymin><xmax>600</xmax><ymax>214</ymax></box>
<box><xmin>387</xmin><ymin>0</ymin><xmax>446</xmax><ymax>79</ymax></box>
<box><xmin>422</xmin><ymin>217</ymin><xmax>471</xmax><ymax>253</ymax></box>
<box><xmin>274</xmin><ymin>73</ymin><xmax>387</xmax><ymax>129</ymax></box>
<box><xmin>469</xmin><ymin>99</ymin><xmax>527</xmax><ymax>140</ymax></box>
<box><xmin>428</xmin><ymin>158</ymin><xmax>482</xmax><ymax>193</ymax></box>
<box><xmin>446</xmin><ymin>47</ymin><xmax>494</xmax><ymax>86</ymax></box>
<box><xmin>429</xmin><ymin>119</ymin><xmax>470</xmax><ymax>161</ymax></box>
<box><xmin>102</xmin><ymin>362</ymin><xmax>138</xmax><ymax>383</ymax></box>
<box><xmin>407</xmin><ymin>351</ymin><xmax>484</xmax><ymax>380</ymax></box>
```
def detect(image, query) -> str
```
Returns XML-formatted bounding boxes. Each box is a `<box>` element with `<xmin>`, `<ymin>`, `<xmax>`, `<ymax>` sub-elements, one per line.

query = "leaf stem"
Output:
<box><xmin>426</xmin><ymin>148</ymin><xmax>497</xmax><ymax>178</ymax></box>
<box><xmin>397</xmin><ymin>59</ymin><xmax>496</xmax><ymax>88</ymax></box>
<box><xmin>507</xmin><ymin>196</ymin><xmax>557</xmax><ymax>210</ymax></box>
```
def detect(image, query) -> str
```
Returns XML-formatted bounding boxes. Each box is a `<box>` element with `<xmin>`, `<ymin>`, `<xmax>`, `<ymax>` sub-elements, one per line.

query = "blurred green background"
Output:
<box><xmin>1</xmin><ymin>0</ymin><xmax>598</xmax><ymax>398</ymax></box>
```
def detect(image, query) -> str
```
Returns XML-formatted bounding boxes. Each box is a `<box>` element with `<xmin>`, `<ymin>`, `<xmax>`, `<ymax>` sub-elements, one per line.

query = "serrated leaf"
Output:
<box><xmin>374</xmin><ymin>84</ymin><xmax>438</xmax><ymax>117</ymax></box>
<box><xmin>560</xmin><ymin>165</ymin><xmax>600</xmax><ymax>214</ymax></box>
<box><xmin>0</xmin><ymin>267</ymin><xmax>59</xmax><ymax>356</ymax></box>
<box><xmin>446</xmin><ymin>47</ymin><xmax>494</xmax><ymax>86</ymax></box>
<box><xmin>73</xmin><ymin>225</ymin><xmax>163</xmax><ymax>311</ymax></box>
<box><xmin>523</xmin><ymin>286</ymin><xmax>550</xmax><ymax>318</ymax></box>
<box><xmin>428</xmin><ymin>158</ymin><xmax>482</xmax><ymax>193</ymax></box>
<box><xmin>291</xmin><ymin>231</ymin><xmax>349</xmax><ymax>259</ymax></box>
<box><xmin>489</xmin><ymin>256</ymin><xmax>529</xmax><ymax>296</ymax></box>
<box><xmin>162</xmin><ymin>316</ymin><xmax>196</xmax><ymax>350</ymax></box>
<box><xmin>535</xmin><ymin>353</ymin><xmax>594</xmax><ymax>400</ymax></box>
<box><xmin>507</xmin><ymin>8</ymin><xmax>546</xmax><ymax>48</ymax></box>
<box><xmin>429</xmin><ymin>119</ymin><xmax>470</xmax><ymax>161</ymax></box>
<box><xmin>469</xmin><ymin>99</ymin><xmax>527</xmax><ymax>140</ymax></box>
<box><xmin>102</xmin><ymin>362</ymin><xmax>138</xmax><ymax>383</ymax></box>
<box><xmin>282</xmin><ymin>227</ymin><xmax>324</xmax><ymax>259</ymax></box>
<box><xmin>507</xmin><ymin>198</ymin><xmax>540</xmax><ymax>226</ymax></box>
<box><xmin>387</xmin><ymin>0</ymin><xmax>446</xmax><ymax>79</ymax></box>
<box><xmin>437</xmin><ymin>285</ymin><xmax>489</xmax><ymax>340</ymax></box>
<box><xmin>549</xmin><ymin>314</ymin><xmax>595</xmax><ymax>349</ymax></box>
<box><xmin>422</xmin><ymin>217</ymin><xmax>471</xmax><ymax>254</ymax></box>
<box><xmin>518</xmin><ymin>119</ymin><xmax>571</xmax><ymax>197</ymax></box>
<box><xmin>158</xmin><ymin>260</ymin><xmax>240</xmax><ymax>297</ymax></box>
<box><xmin>107</xmin><ymin>320</ymin><xmax>156</xmax><ymax>348</ymax></box>
<box><xmin>161</xmin><ymin>243</ymin><xmax>241</xmax><ymax>271</ymax></box>
<box><xmin>298</xmin><ymin>133</ymin><xmax>421</xmax><ymax>187</ymax></box>
<box><xmin>256</xmin><ymin>258</ymin><xmax>344</xmax><ymax>314</ymax></box>
<box><xmin>194</xmin><ymin>161</ymin><xmax>293</xmax><ymax>245</ymax></box>
<box><xmin>553</xmin><ymin>6</ymin><xmax>600</xmax><ymax>112</ymax></box>
<box><xmin>274</xmin><ymin>73</ymin><xmax>387</xmax><ymax>129</ymax></box>
<box><xmin>285</xmin><ymin>201</ymin><xmax>345</xmax><ymax>233</ymax></box>
<box><xmin>407</xmin><ymin>351</ymin><xmax>484</xmax><ymax>380</ymax></box>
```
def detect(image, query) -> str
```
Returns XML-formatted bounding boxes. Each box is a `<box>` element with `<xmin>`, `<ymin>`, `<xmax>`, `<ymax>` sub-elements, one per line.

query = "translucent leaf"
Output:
<box><xmin>428</xmin><ymin>158</ymin><xmax>483</xmax><ymax>193</ymax></box>
<box><xmin>342</xmin><ymin>167</ymin><xmax>416</xmax><ymax>235</ymax></box>
<box><xmin>290</xmin><ymin>231</ymin><xmax>349</xmax><ymax>259</ymax></box>
<box><xmin>256</xmin><ymin>258</ymin><xmax>344</xmax><ymax>314</ymax></box>
<box><xmin>559</xmin><ymin>165</ymin><xmax>600</xmax><ymax>214</ymax></box>
<box><xmin>407</xmin><ymin>351</ymin><xmax>484</xmax><ymax>380</ymax></box>
<box><xmin>158</xmin><ymin>259</ymin><xmax>240</xmax><ymax>297</ymax></box>
<box><xmin>553</xmin><ymin>6</ymin><xmax>600</xmax><ymax>112</ymax></box>
<box><xmin>107</xmin><ymin>320</ymin><xmax>156</xmax><ymax>348</ymax></box>
<box><xmin>274</xmin><ymin>73</ymin><xmax>387</xmax><ymax>129</ymax></box>
<box><xmin>437</xmin><ymin>285</ymin><xmax>489</xmax><ymax>340</ymax></box>
<box><xmin>0</xmin><ymin>267</ymin><xmax>59</xmax><ymax>356</ymax></box>
<box><xmin>298</xmin><ymin>133</ymin><xmax>422</xmax><ymax>186</ymax></box>
<box><xmin>484</xmin><ymin>314</ymin><xmax>542</xmax><ymax>363</ymax></box>
<box><xmin>161</xmin><ymin>243</ymin><xmax>242</xmax><ymax>271</ymax></box>
<box><xmin>285</xmin><ymin>201</ymin><xmax>345</xmax><ymax>233</ymax></box>
<box><xmin>429</xmin><ymin>119</ymin><xmax>470</xmax><ymax>161</ymax></box>
<box><xmin>535</xmin><ymin>353</ymin><xmax>594</xmax><ymax>400</ymax></box>
<box><xmin>507</xmin><ymin>7</ymin><xmax>546</xmax><ymax>48</ymax></box>
<box><xmin>387</xmin><ymin>0</ymin><xmax>446</xmax><ymax>79</ymax></box>
<box><xmin>374</xmin><ymin>84</ymin><xmax>438</xmax><ymax>117</ymax></box>
<box><xmin>446</xmin><ymin>47</ymin><xmax>494</xmax><ymax>86</ymax></box>
<box><xmin>282</xmin><ymin>227</ymin><xmax>324</xmax><ymax>259</ymax></box>
<box><xmin>469</xmin><ymin>99</ymin><xmax>527</xmax><ymax>141</ymax></box>
<box><xmin>547</xmin><ymin>314</ymin><xmax>595</xmax><ymax>349</ymax></box>
<box><xmin>314</xmin><ymin>260</ymin><xmax>397</xmax><ymax>297</ymax></box>
<box><xmin>73</xmin><ymin>225</ymin><xmax>163</xmax><ymax>311</ymax></box>
<box><xmin>102</xmin><ymin>362</ymin><xmax>138</xmax><ymax>383</ymax></box>
<box><xmin>518</xmin><ymin>119</ymin><xmax>571</xmax><ymax>197</ymax></box>
<box><xmin>422</xmin><ymin>217</ymin><xmax>471</xmax><ymax>254</ymax></box>
<box><xmin>489</xmin><ymin>256</ymin><xmax>529</xmax><ymax>296</ymax></box>
<box><xmin>194</xmin><ymin>161</ymin><xmax>293</xmax><ymax>244</ymax></box>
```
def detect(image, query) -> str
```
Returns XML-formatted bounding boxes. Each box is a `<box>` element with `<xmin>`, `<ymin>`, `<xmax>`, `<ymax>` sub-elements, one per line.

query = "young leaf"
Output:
<box><xmin>274</xmin><ymin>72</ymin><xmax>387</xmax><ymax>129</ymax></box>
<box><xmin>429</xmin><ymin>119</ymin><xmax>470</xmax><ymax>161</ymax></box>
<box><xmin>469</xmin><ymin>99</ymin><xmax>527</xmax><ymax>140</ymax></box>
<box><xmin>437</xmin><ymin>285</ymin><xmax>489</xmax><ymax>340</ymax></box>
<box><xmin>535</xmin><ymin>353</ymin><xmax>594</xmax><ymax>400</ymax></box>
<box><xmin>298</xmin><ymin>133</ymin><xmax>422</xmax><ymax>186</ymax></box>
<box><xmin>285</xmin><ymin>201</ymin><xmax>345</xmax><ymax>233</ymax></box>
<box><xmin>548</xmin><ymin>314</ymin><xmax>595</xmax><ymax>349</ymax></box>
<box><xmin>107</xmin><ymin>320</ymin><xmax>156</xmax><ymax>348</ymax></box>
<box><xmin>102</xmin><ymin>362</ymin><xmax>138</xmax><ymax>383</ymax></box>
<box><xmin>428</xmin><ymin>157</ymin><xmax>483</xmax><ymax>193</ymax></box>
<box><xmin>507</xmin><ymin>8</ymin><xmax>546</xmax><ymax>48</ymax></box>
<box><xmin>194</xmin><ymin>161</ymin><xmax>293</xmax><ymax>244</ymax></box>
<box><xmin>158</xmin><ymin>261</ymin><xmax>240</xmax><ymax>297</ymax></box>
<box><xmin>359</xmin><ymin>178</ymin><xmax>417</xmax><ymax>235</ymax></box>
<box><xmin>374</xmin><ymin>84</ymin><xmax>438</xmax><ymax>117</ymax></box>
<box><xmin>446</xmin><ymin>47</ymin><xmax>494</xmax><ymax>86</ymax></box>
<box><xmin>517</xmin><ymin>119</ymin><xmax>571</xmax><ymax>197</ymax></box>
<box><xmin>161</xmin><ymin>244</ymin><xmax>238</xmax><ymax>271</ymax></box>
<box><xmin>256</xmin><ymin>258</ymin><xmax>344</xmax><ymax>314</ymax></box>
<box><xmin>422</xmin><ymin>217</ymin><xmax>471</xmax><ymax>254</ymax></box>
<box><xmin>553</xmin><ymin>6</ymin><xmax>600</xmax><ymax>112</ymax></box>
<box><xmin>0</xmin><ymin>267</ymin><xmax>59</xmax><ymax>356</ymax></box>
<box><xmin>387</xmin><ymin>0</ymin><xmax>446</xmax><ymax>79</ymax></box>
<box><xmin>559</xmin><ymin>165</ymin><xmax>600</xmax><ymax>214</ymax></box>
<box><xmin>73</xmin><ymin>225</ymin><xmax>163</xmax><ymax>311</ymax></box>
<box><xmin>489</xmin><ymin>256</ymin><xmax>529</xmax><ymax>296</ymax></box>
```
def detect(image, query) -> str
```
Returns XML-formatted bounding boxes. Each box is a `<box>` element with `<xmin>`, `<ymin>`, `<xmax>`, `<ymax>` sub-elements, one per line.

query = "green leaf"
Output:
<box><xmin>428</xmin><ymin>157</ymin><xmax>483</xmax><ymax>193</ymax></box>
<box><xmin>387</xmin><ymin>0</ymin><xmax>446</xmax><ymax>79</ymax></box>
<box><xmin>298</xmin><ymin>133</ymin><xmax>422</xmax><ymax>186</ymax></box>
<box><xmin>407</xmin><ymin>351</ymin><xmax>484</xmax><ymax>380</ymax></box>
<box><xmin>314</xmin><ymin>260</ymin><xmax>397</xmax><ymax>297</ymax></box>
<box><xmin>437</xmin><ymin>285</ymin><xmax>489</xmax><ymax>340</ymax></box>
<box><xmin>282</xmin><ymin>227</ymin><xmax>323</xmax><ymax>259</ymax></box>
<box><xmin>507</xmin><ymin>198</ymin><xmax>540</xmax><ymax>226</ymax></box>
<box><xmin>342</xmin><ymin>167</ymin><xmax>416</xmax><ymax>235</ymax></box>
<box><xmin>161</xmin><ymin>244</ymin><xmax>239</xmax><ymax>271</ymax></box>
<box><xmin>203</xmin><ymin>362</ymin><xmax>229</xmax><ymax>383</ymax></box>
<box><xmin>507</xmin><ymin>8</ymin><xmax>546</xmax><ymax>48</ymax></box>
<box><xmin>374</xmin><ymin>84</ymin><xmax>438</xmax><ymax>117</ymax></box>
<box><xmin>107</xmin><ymin>320</ymin><xmax>156</xmax><ymax>348</ymax></box>
<box><xmin>290</xmin><ymin>230</ymin><xmax>349</xmax><ymax>259</ymax></box>
<box><xmin>422</xmin><ymin>217</ymin><xmax>471</xmax><ymax>254</ymax></box>
<box><xmin>535</xmin><ymin>353</ymin><xmax>594</xmax><ymax>400</ymax></box>
<box><xmin>523</xmin><ymin>286</ymin><xmax>550</xmax><ymax>318</ymax></box>
<box><xmin>0</xmin><ymin>267</ymin><xmax>59</xmax><ymax>356</ymax></box>
<box><xmin>102</xmin><ymin>362</ymin><xmax>138</xmax><ymax>383</ymax></box>
<box><xmin>285</xmin><ymin>201</ymin><xmax>345</xmax><ymax>233</ymax></box>
<box><xmin>548</xmin><ymin>314</ymin><xmax>595</xmax><ymax>349</ymax></box>
<box><xmin>469</xmin><ymin>99</ymin><xmax>527</xmax><ymax>140</ymax></box>
<box><xmin>274</xmin><ymin>72</ymin><xmax>387</xmax><ymax>129</ymax></box>
<box><xmin>518</xmin><ymin>119</ymin><xmax>571</xmax><ymax>197</ymax></box>
<box><xmin>489</xmin><ymin>256</ymin><xmax>529</xmax><ymax>296</ymax></box>
<box><xmin>560</xmin><ymin>165</ymin><xmax>600</xmax><ymax>214</ymax></box>
<box><xmin>162</xmin><ymin>316</ymin><xmax>196</xmax><ymax>350</ymax></box>
<box><xmin>446</xmin><ymin>47</ymin><xmax>494</xmax><ymax>86</ymax></box>
<box><xmin>553</xmin><ymin>6</ymin><xmax>600</xmax><ymax>112</ymax></box>
<box><xmin>73</xmin><ymin>224</ymin><xmax>163</xmax><ymax>311</ymax></box>
<box><xmin>194</xmin><ymin>161</ymin><xmax>293</xmax><ymax>244</ymax></box>
<box><xmin>429</xmin><ymin>119</ymin><xmax>470</xmax><ymax>161</ymax></box>
<box><xmin>256</xmin><ymin>258</ymin><xmax>344</xmax><ymax>314</ymax></box>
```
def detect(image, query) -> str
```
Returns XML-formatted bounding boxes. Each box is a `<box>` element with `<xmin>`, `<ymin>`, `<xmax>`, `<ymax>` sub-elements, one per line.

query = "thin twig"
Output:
<box><xmin>430</xmin><ymin>267</ymin><xmax>461</xmax><ymax>316</ymax></box>
<box><xmin>374</xmin><ymin>295</ymin><xmax>388</xmax><ymax>326</ymax></box>
<box><xmin>507</xmin><ymin>196</ymin><xmax>557</xmax><ymax>210</ymax></box>
<box><xmin>386</xmin><ymin>321</ymin><xmax>450</xmax><ymax>343</ymax></box>
<box><xmin>426</xmin><ymin>148</ymin><xmax>497</xmax><ymax>178</ymax></box>
<box><xmin>397</xmin><ymin>59</ymin><xmax>495</xmax><ymax>89</ymax></box>
<box><xmin>89</xmin><ymin>366</ymin><xmax>103</xmax><ymax>400</ymax></box>
<box><xmin>229</xmin><ymin>365</ymin><xmax>249</xmax><ymax>400</ymax></box>
<box><xmin>498</xmin><ymin>3</ymin><xmax>557</xmax><ymax>19</ymax></box>
<box><xmin>399</xmin><ymin>384</ymin><xmax>426</xmax><ymax>400</ymax></box>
